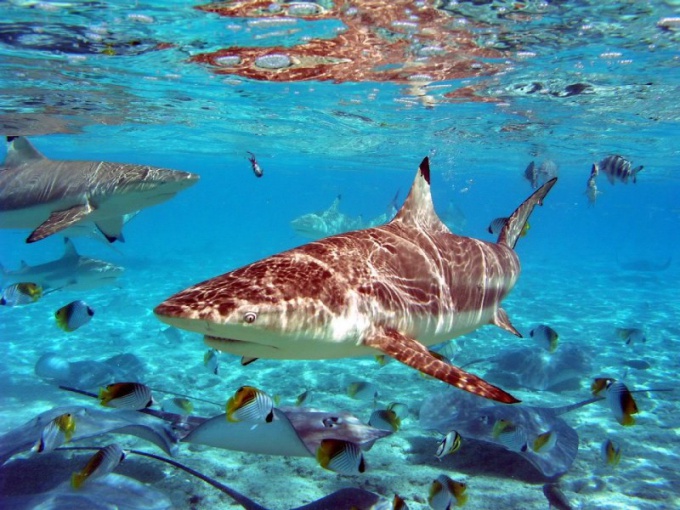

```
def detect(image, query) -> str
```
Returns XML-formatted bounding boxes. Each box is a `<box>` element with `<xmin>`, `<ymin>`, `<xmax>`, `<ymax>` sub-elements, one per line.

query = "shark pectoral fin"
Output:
<box><xmin>96</xmin><ymin>216</ymin><xmax>125</xmax><ymax>243</ymax></box>
<box><xmin>241</xmin><ymin>356</ymin><xmax>258</xmax><ymax>366</ymax></box>
<box><xmin>27</xmin><ymin>203</ymin><xmax>94</xmax><ymax>243</ymax></box>
<box><xmin>363</xmin><ymin>329</ymin><xmax>520</xmax><ymax>404</ymax></box>
<box><xmin>492</xmin><ymin>308</ymin><xmax>522</xmax><ymax>337</ymax></box>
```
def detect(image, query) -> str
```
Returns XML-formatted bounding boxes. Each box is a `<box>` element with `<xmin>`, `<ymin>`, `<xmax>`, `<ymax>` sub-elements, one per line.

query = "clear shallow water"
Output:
<box><xmin>1</xmin><ymin>1</ymin><xmax>679</xmax><ymax>509</ymax></box>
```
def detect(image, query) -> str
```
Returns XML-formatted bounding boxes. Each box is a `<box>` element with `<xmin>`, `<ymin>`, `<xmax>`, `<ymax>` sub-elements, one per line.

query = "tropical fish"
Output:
<box><xmin>428</xmin><ymin>474</ymin><xmax>468</xmax><ymax>508</ymax></box>
<box><xmin>246</xmin><ymin>151</ymin><xmax>263</xmax><ymax>178</ymax></box>
<box><xmin>161</xmin><ymin>397</ymin><xmax>194</xmax><ymax>416</ymax></box>
<box><xmin>295</xmin><ymin>389</ymin><xmax>311</xmax><ymax>407</ymax></box>
<box><xmin>0</xmin><ymin>282</ymin><xmax>42</xmax><ymax>306</ymax></box>
<box><xmin>99</xmin><ymin>382</ymin><xmax>153</xmax><ymax>410</ymax></box>
<box><xmin>492</xmin><ymin>418</ymin><xmax>528</xmax><ymax>452</ymax></box>
<box><xmin>368</xmin><ymin>409</ymin><xmax>401</xmax><ymax>432</ymax></box>
<box><xmin>542</xmin><ymin>483</ymin><xmax>573</xmax><ymax>510</ymax></box>
<box><xmin>387</xmin><ymin>402</ymin><xmax>409</xmax><ymax>420</ymax></box>
<box><xmin>591</xmin><ymin>377</ymin><xmax>616</xmax><ymax>396</ymax></box>
<box><xmin>585</xmin><ymin>171</ymin><xmax>602</xmax><ymax>206</ymax></box>
<box><xmin>529</xmin><ymin>324</ymin><xmax>559</xmax><ymax>352</ymax></box>
<box><xmin>347</xmin><ymin>381</ymin><xmax>379</xmax><ymax>402</ymax></box>
<box><xmin>524</xmin><ymin>160</ymin><xmax>538</xmax><ymax>189</ymax></box>
<box><xmin>316</xmin><ymin>438</ymin><xmax>365</xmax><ymax>475</ymax></box>
<box><xmin>487</xmin><ymin>216</ymin><xmax>529</xmax><ymax>237</ymax></box>
<box><xmin>71</xmin><ymin>443</ymin><xmax>127</xmax><ymax>489</ymax></box>
<box><xmin>601</xmin><ymin>438</ymin><xmax>622</xmax><ymax>466</ymax></box>
<box><xmin>593</xmin><ymin>155</ymin><xmax>643</xmax><ymax>185</ymax></box>
<box><xmin>0</xmin><ymin>238</ymin><xmax>123</xmax><ymax>291</ymax></box>
<box><xmin>203</xmin><ymin>348</ymin><xmax>220</xmax><ymax>375</ymax></box>
<box><xmin>605</xmin><ymin>381</ymin><xmax>638</xmax><ymax>426</ymax></box>
<box><xmin>435</xmin><ymin>431</ymin><xmax>462</xmax><ymax>459</ymax></box>
<box><xmin>155</xmin><ymin>158</ymin><xmax>558</xmax><ymax>404</ymax></box>
<box><xmin>55</xmin><ymin>300</ymin><xmax>95</xmax><ymax>332</ymax></box>
<box><xmin>530</xmin><ymin>430</ymin><xmax>557</xmax><ymax>454</ymax></box>
<box><xmin>0</xmin><ymin>136</ymin><xmax>199</xmax><ymax>243</ymax></box>
<box><xmin>616</xmin><ymin>327</ymin><xmax>646</xmax><ymax>346</ymax></box>
<box><xmin>33</xmin><ymin>413</ymin><xmax>76</xmax><ymax>453</ymax></box>
<box><xmin>225</xmin><ymin>386</ymin><xmax>274</xmax><ymax>423</ymax></box>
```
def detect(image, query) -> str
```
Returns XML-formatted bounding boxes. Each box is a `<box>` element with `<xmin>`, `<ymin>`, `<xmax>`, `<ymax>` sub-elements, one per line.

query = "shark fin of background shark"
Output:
<box><xmin>4</xmin><ymin>136</ymin><xmax>46</xmax><ymax>168</ymax></box>
<box><xmin>497</xmin><ymin>177</ymin><xmax>557</xmax><ymax>249</ymax></box>
<box><xmin>491</xmin><ymin>307</ymin><xmax>522</xmax><ymax>337</ymax></box>
<box><xmin>96</xmin><ymin>216</ymin><xmax>125</xmax><ymax>243</ymax></box>
<box><xmin>390</xmin><ymin>157</ymin><xmax>444</xmax><ymax>231</ymax></box>
<box><xmin>62</xmin><ymin>238</ymin><xmax>79</xmax><ymax>258</ymax></box>
<box><xmin>363</xmin><ymin>328</ymin><xmax>520</xmax><ymax>404</ymax></box>
<box><xmin>27</xmin><ymin>202</ymin><xmax>95</xmax><ymax>243</ymax></box>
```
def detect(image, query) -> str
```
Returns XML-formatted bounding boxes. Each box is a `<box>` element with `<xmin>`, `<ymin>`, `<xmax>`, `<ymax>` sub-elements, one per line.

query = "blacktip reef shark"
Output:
<box><xmin>0</xmin><ymin>136</ymin><xmax>199</xmax><ymax>243</ymax></box>
<box><xmin>1</xmin><ymin>238</ymin><xmax>123</xmax><ymax>291</ymax></box>
<box><xmin>155</xmin><ymin>157</ymin><xmax>557</xmax><ymax>404</ymax></box>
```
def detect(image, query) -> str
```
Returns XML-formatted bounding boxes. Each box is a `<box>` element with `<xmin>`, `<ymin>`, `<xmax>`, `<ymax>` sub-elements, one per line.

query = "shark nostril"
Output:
<box><xmin>243</xmin><ymin>311</ymin><xmax>257</xmax><ymax>324</ymax></box>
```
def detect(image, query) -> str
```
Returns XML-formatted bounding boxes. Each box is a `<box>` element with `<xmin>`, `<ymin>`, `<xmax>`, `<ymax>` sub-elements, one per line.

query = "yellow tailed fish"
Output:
<box><xmin>71</xmin><ymin>444</ymin><xmax>127</xmax><ymax>489</ymax></box>
<box><xmin>435</xmin><ymin>431</ymin><xmax>462</xmax><ymax>459</ymax></box>
<box><xmin>161</xmin><ymin>397</ymin><xmax>194</xmax><ymax>416</ymax></box>
<box><xmin>346</xmin><ymin>381</ymin><xmax>378</xmax><ymax>402</ymax></box>
<box><xmin>591</xmin><ymin>377</ymin><xmax>616</xmax><ymax>396</ymax></box>
<box><xmin>492</xmin><ymin>419</ymin><xmax>528</xmax><ymax>452</ymax></box>
<box><xmin>226</xmin><ymin>386</ymin><xmax>274</xmax><ymax>423</ymax></box>
<box><xmin>529</xmin><ymin>324</ymin><xmax>559</xmax><ymax>353</ymax></box>
<box><xmin>203</xmin><ymin>348</ymin><xmax>220</xmax><ymax>375</ymax></box>
<box><xmin>34</xmin><ymin>413</ymin><xmax>76</xmax><ymax>453</ymax></box>
<box><xmin>601</xmin><ymin>438</ymin><xmax>622</xmax><ymax>466</ymax></box>
<box><xmin>428</xmin><ymin>474</ymin><xmax>468</xmax><ymax>508</ymax></box>
<box><xmin>1</xmin><ymin>282</ymin><xmax>42</xmax><ymax>306</ymax></box>
<box><xmin>99</xmin><ymin>382</ymin><xmax>153</xmax><ymax>410</ymax></box>
<box><xmin>530</xmin><ymin>430</ymin><xmax>557</xmax><ymax>454</ymax></box>
<box><xmin>387</xmin><ymin>402</ymin><xmax>409</xmax><ymax>419</ymax></box>
<box><xmin>605</xmin><ymin>381</ymin><xmax>638</xmax><ymax>426</ymax></box>
<box><xmin>368</xmin><ymin>409</ymin><xmax>401</xmax><ymax>432</ymax></box>
<box><xmin>295</xmin><ymin>389</ymin><xmax>311</xmax><ymax>407</ymax></box>
<box><xmin>316</xmin><ymin>438</ymin><xmax>365</xmax><ymax>475</ymax></box>
<box><xmin>55</xmin><ymin>300</ymin><xmax>94</xmax><ymax>332</ymax></box>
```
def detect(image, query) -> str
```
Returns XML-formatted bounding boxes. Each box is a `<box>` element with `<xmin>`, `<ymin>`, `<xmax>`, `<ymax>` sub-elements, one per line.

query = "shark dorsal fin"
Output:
<box><xmin>391</xmin><ymin>157</ymin><xmax>441</xmax><ymax>229</ymax></box>
<box><xmin>62</xmin><ymin>237</ymin><xmax>79</xmax><ymax>258</ymax></box>
<box><xmin>4</xmin><ymin>137</ymin><xmax>46</xmax><ymax>168</ymax></box>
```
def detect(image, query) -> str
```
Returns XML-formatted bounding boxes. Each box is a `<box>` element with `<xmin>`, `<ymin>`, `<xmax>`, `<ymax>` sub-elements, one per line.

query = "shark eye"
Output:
<box><xmin>243</xmin><ymin>311</ymin><xmax>257</xmax><ymax>324</ymax></box>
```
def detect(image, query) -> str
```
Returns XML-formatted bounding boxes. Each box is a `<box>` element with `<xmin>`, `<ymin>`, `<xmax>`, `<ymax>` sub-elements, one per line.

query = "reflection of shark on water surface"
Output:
<box><xmin>156</xmin><ymin>157</ymin><xmax>557</xmax><ymax>404</ymax></box>
<box><xmin>0</xmin><ymin>238</ymin><xmax>123</xmax><ymax>291</ymax></box>
<box><xmin>0</xmin><ymin>136</ymin><xmax>199</xmax><ymax>243</ymax></box>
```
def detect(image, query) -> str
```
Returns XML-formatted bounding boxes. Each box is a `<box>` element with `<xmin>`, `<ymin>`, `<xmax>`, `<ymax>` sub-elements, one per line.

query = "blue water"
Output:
<box><xmin>1</xmin><ymin>1</ymin><xmax>679</xmax><ymax>509</ymax></box>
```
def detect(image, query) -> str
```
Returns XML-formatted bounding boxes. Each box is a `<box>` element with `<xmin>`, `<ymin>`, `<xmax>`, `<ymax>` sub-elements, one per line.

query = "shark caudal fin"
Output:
<box><xmin>497</xmin><ymin>178</ymin><xmax>557</xmax><ymax>249</ymax></box>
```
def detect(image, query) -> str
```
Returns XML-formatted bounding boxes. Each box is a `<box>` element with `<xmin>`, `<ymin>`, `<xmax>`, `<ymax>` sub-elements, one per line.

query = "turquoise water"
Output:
<box><xmin>1</xmin><ymin>1</ymin><xmax>679</xmax><ymax>509</ymax></box>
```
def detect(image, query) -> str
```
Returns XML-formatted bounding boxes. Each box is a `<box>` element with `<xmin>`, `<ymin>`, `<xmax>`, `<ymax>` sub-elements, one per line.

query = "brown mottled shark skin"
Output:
<box><xmin>155</xmin><ymin>158</ymin><xmax>557</xmax><ymax>404</ymax></box>
<box><xmin>0</xmin><ymin>136</ymin><xmax>199</xmax><ymax>243</ymax></box>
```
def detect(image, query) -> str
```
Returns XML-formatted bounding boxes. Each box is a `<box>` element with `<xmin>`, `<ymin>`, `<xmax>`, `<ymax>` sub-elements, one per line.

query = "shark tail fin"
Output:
<box><xmin>497</xmin><ymin>178</ymin><xmax>557</xmax><ymax>249</ymax></box>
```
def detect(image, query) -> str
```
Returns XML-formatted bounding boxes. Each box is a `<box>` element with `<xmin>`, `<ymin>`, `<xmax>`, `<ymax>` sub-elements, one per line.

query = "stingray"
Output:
<box><xmin>1</xmin><ymin>388</ymin><xmax>391</xmax><ymax>471</ymax></box>
<box><xmin>462</xmin><ymin>344</ymin><xmax>592</xmax><ymax>392</ymax></box>
<box><xmin>618</xmin><ymin>257</ymin><xmax>672</xmax><ymax>272</ymax></box>
<box><xmin>419</xmin><ymin>389</ymin><xmax>599</xmax><ymax>478</ymax></box>
<box><xmin>34</xmin><ymin>352</ymin><xmax>146</xmax><ymax>390</ymax></box>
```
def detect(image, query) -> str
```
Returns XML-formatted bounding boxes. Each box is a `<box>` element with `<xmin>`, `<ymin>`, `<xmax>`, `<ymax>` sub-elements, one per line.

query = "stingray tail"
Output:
<box><xmin>498</xmin><ymin>178</ymin><xmax>557</xmax><ymax>249</ymax></box>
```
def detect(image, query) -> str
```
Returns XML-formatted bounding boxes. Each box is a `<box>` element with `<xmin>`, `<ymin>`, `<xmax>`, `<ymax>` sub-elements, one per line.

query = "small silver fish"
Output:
<box><xmin>71</xmin><ymin>444</ymin><xmax>127</xmax><ymax>489</ymax></box>
<box><xmin>368</xmin><ymin>409</ymin><xmax>401</xmax><ymax>432</ymax></box>
<box><xmin>204</xmin><ymin>348</ymin><xmax>220</xmax><ymax>375</ymax></box>
<box><xmin>247</xmin><ymin>151</ymin><xmax>263</xmax><ymax>178</ymax></box>
<box><xmin>595</xmin><ymin>155</ymin><xmax>643</xmax><ymax>184</ymax></box>
<box><xmin>538</xmin><ymin>160</ymin><xmax>559</xmax><ymax>182</ymax></box>
<box><xmin>524</xmin><ymin>161</ymin><xmax>538</xmax><ymax>189</ymax></box>
<box><xmin>585</xmin><ymin>172</ymin><xmax>601</xmax><ymax>206</ymax></box>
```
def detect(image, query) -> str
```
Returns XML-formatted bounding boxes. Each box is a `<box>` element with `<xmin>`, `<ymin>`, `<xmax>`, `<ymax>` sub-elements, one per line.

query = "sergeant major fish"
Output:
<box><xmin>593</xmin><ymin>155</ymin><xmax>643</xmax><ymax>184</ymax></box>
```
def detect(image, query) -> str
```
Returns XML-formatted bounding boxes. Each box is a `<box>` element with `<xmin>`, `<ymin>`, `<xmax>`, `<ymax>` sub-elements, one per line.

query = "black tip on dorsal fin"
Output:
<box><xmin>7</xmin><ymin>136</ymin><xmax>17</xmax><ymax>142</ymax></box>
<box><xmin>419</xmin><ymin>157</ymin><xmax>431</xmax><ymax>185</ymax></box>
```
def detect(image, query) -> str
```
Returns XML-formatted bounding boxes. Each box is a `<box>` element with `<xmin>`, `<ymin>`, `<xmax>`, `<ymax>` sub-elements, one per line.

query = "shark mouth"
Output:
<box><xmin>204</xmin><ymin>335</ymin><xmax>281</xmax><ymax>356</ymax></box>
